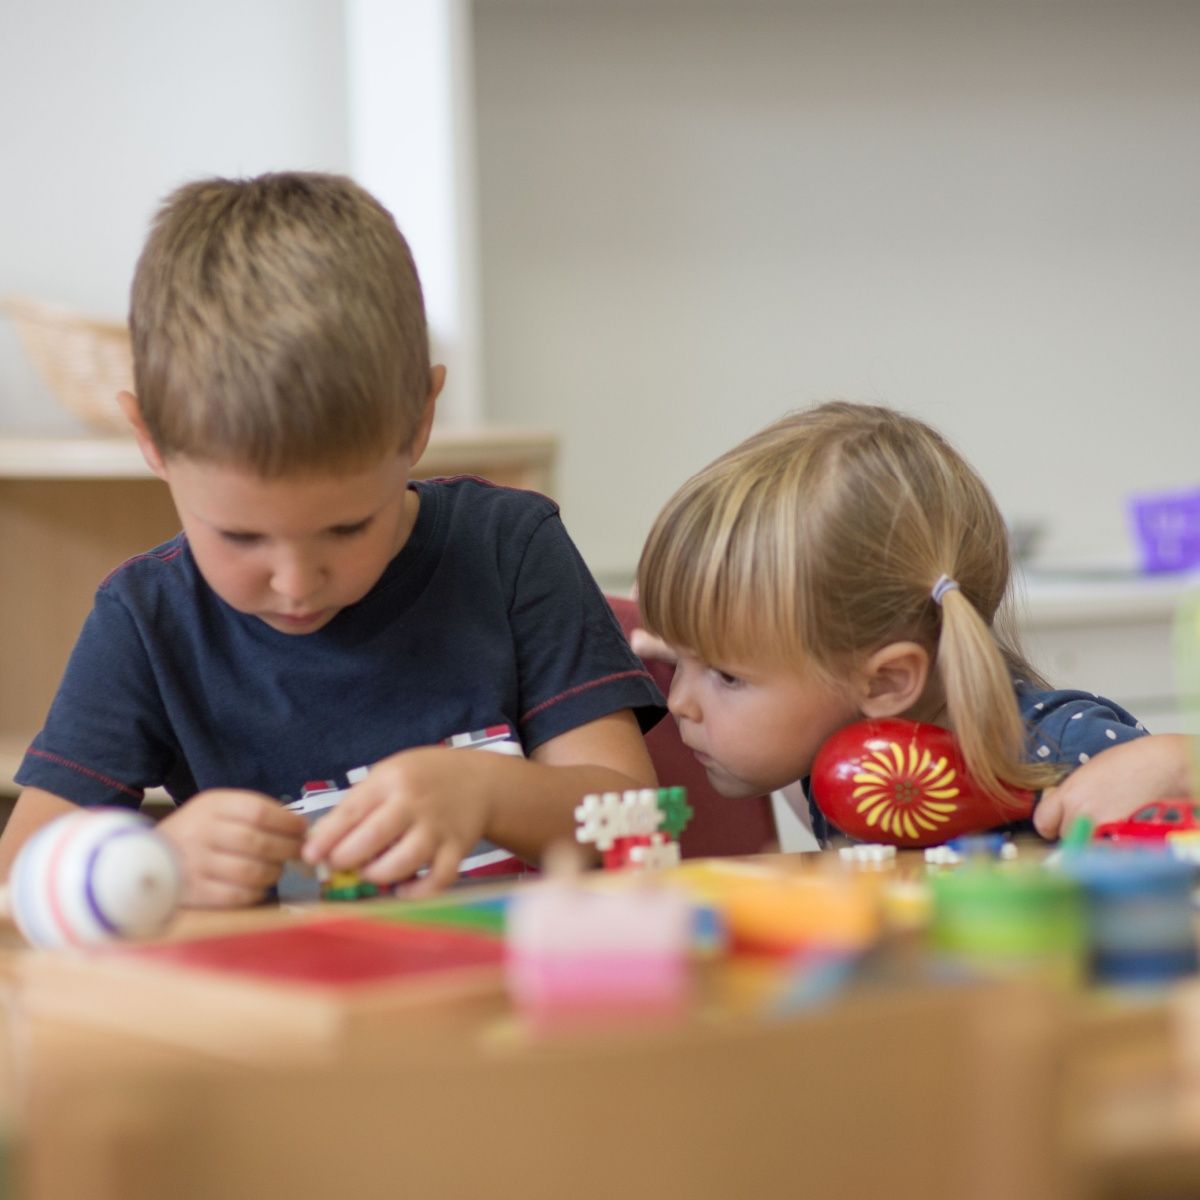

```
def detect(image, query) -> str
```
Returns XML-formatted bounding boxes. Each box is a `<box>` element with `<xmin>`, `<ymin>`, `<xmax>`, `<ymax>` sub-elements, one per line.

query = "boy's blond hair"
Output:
<box><xmin>129</xmin><ymin>172</ymin><xmax>431</xmax><ymax>475</ymax></box>
<box><xmin>637</xmin><ymin>401</ymin><xmax>1059</xmax><ymax>803</ymax></box>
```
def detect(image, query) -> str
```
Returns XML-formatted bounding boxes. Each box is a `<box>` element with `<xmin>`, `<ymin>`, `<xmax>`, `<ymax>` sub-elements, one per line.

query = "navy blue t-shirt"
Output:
<box><xmin>17</xmin><ymin>477</ymin><xmax>665</xmax><ymax>807</ymax></box>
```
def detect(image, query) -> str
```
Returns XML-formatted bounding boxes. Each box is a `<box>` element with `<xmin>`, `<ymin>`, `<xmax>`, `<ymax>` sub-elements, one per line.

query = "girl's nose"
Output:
<box><xmin>667</xmin><ymin>669</ymin><xmax>699</xmax><ymax>723</ymax></box>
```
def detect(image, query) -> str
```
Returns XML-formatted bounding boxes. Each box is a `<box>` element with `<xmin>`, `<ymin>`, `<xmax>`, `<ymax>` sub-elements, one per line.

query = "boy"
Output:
<box><xmin>0</xmin><ymin>172</ymin><xmax>662</xmax><ymax>907</ymax></box>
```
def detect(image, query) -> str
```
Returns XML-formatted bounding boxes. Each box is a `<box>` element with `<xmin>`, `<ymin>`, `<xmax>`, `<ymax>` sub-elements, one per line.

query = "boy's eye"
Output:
<box><xmin>328</xmin><ymin>518</ymin><xmax>372</xmax><ymax>538</ymax></box>
<box><xmin>219</xmin><ymin>531</ymin><xmax>262</xmax><ymax>545</ymax></box>
<box><xmin>712</xmin><ymin>669</ymin><xmax>742</xmax><ymax>687</ymax></box>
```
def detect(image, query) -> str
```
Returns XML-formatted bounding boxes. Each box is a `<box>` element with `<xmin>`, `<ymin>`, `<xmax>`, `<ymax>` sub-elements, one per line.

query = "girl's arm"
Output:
<box><xmin>1033</xmin><ymin>733</ymin><xmax>1196</xmax><ymax>839</ymax></box>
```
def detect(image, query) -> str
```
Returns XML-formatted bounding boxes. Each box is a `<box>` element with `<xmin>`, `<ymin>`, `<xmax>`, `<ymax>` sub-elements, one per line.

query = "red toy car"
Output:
<box><xmin>1093</xmin><ymin>799</ymin><xmax>1200</xmax><ymax>842</ymax></box>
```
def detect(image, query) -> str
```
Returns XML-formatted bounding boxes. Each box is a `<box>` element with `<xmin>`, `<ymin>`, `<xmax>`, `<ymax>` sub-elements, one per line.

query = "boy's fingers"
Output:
<box><xmin>427</xmin><ymin>842</ymin><xmax>465</xmax><ymax>892</ymax></box>
<box><xmin>201</xmin><ymin>849</ymin><xmax>286</xmax><ymax>892</ymax></box>
<box><xmin>302</xmin><ymin>782</ymin><xmax>388</xmax><ymax>859</ymax></box>
<box><xmin>302</xmin><ymin>808</ymin><xmax>358</xmax><ymax>861</ymax></box>
<box><xmin>206</xmin><ymin>823</ymin><xmax>304</xmax><ymax>864</ymax></box>
<box><xmin>307</xmin><ymin>803</ymin><xmax>411</xmax><ymax>869</ymax></box>
<box><xmin>363</xmin><ymin>826</ymin><xmax>435</xmax><ymax>886</ymax></box>
<box><xmin>202</xmin><ymin>789</ymin><xmax>308</xmax><ymax>835</ymax></box>
<box><xmin>184</xmin><ymin>875</ymin><xmax>270</xmax><ymax>910</ymax></box>
<box><xmin>402</xmin><ymin>842</ymin><xmax>463</xmax><ymax>899</ymax></box>
<box><xmin>173</xmin><ymin>849</ymin><xmax>280</xmax><ymax>908</ymax></box>
<box><xmin>254</xmin><ymin>805</ymin><xmax>309</xmax><ymax>837</ymax></box>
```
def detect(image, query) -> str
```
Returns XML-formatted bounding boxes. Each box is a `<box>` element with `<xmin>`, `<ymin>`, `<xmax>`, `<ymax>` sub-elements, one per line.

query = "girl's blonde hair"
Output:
<box><xmin>129</xmin><ymin>172</ymin><xmax>431</xmax><ymax>476</ymax></box>
<box><xmin>637</xmin><ymin>401</ymin><xmax>1059</xmax><ymax>803</ymax></box>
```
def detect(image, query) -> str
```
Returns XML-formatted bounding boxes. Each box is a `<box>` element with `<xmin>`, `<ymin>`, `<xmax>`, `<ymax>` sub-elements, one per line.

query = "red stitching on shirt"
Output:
<box><xmin>519</xmin><ymin>670</ymin><xmax>656</xmax><ymax>726</ymax></box>
<box><xmin>25</xmin><ymin>748</ymin><xmax>143</xmax><ymax>799</ymax></box>
<box><xmin>100</xmin><ymin>543</ymin><xmax>184</xmax><ymax>589</ymax></box>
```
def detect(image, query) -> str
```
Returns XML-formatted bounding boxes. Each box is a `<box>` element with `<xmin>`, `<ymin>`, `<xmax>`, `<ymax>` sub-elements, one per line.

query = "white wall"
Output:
<box><xmin>346</xmin><ymin>0</ymin><xmax>485</xmax><ymax>425</ymax></box>
<box><xmin>473</xmin><ymin>0</ymin><xmax>1200</xmax><ymax>583</ymax></box>
<box><xmin>4</xmin><ymin>0</ymin><xmax>1197</xmax><ymax>585</ymax></box>
<box><xmin>0</xmin><ymin>0</ymin><xmax>350</xmax><ymax>433</ymax></box>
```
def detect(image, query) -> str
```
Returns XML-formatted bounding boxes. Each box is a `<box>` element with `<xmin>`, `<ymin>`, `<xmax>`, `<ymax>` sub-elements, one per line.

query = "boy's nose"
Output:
<box><xmin>270</xmin><ymin>553</ymin><xmax>324</xmax><ymax>604</ymax></box>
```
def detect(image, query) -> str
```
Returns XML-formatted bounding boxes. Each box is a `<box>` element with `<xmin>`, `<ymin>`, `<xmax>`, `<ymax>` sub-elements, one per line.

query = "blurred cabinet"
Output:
<box><xmin>1016</xmin><ymin>572</ymin><xmax>1200</xmax><ymax>736</ymax></box>
<box><xmin>0</xmin><ymin>430</ymin><xmax>556</xmax><ymax>792</ymax></box>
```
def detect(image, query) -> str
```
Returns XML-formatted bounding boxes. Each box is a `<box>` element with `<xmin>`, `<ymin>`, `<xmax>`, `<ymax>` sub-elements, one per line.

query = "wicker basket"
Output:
<box><xmin>2</xmin><ymin>297</ymin><xmax>134</xmax><ymax>435</ymax></box>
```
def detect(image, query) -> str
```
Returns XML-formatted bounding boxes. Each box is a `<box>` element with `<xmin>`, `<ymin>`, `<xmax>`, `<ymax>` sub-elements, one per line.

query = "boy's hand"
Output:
<box><xmin>157</xmin><ymin>790</ymin><xmax>307</xmax><ymax>908</ymax></box>
<box><xmin>1033</xmin><ymin>734</ymin><xmax>1197</xmax><ymax>840</ymax></box>
<box><xmin>302</xmin><ymin>747</ymin><xmax>493</xmax><ymax>898</ymax></box>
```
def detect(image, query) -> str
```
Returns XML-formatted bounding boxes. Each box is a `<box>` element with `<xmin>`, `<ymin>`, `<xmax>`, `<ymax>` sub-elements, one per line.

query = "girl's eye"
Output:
<box><xmin>713</xmin><ymin>669</ymin><xmax>742</xmax><ymax>687</ymax></box>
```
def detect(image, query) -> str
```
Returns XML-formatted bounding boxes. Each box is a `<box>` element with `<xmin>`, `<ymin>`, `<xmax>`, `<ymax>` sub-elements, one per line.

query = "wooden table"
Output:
<box><xmin>2</xmin><ymin>849</ymin><xmax>1199</xmax><ymax>1200</ymax></box>
<box><xmin>0</xmin><ymin>851</ymin><xmax>1098</xmax><ymax>1199</ymax></box>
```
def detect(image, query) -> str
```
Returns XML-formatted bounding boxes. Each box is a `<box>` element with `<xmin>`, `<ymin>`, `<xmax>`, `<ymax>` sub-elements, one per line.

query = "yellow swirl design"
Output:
<box><xmin>850</xmin><ymin>740</ymin><xmax>960</xmax><ymax>841</ymax></box>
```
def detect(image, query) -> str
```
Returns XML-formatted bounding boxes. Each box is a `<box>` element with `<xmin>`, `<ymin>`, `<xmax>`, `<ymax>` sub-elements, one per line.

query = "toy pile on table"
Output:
<box><xmin>10</xmin><ymin>780</ymin><xmax>1200</xmax><ymax>1060</ymax></box>
<box><xmin>572</xmin><ymin>785</ymin><xmax>694</xmax><ymax>869</ymax></box>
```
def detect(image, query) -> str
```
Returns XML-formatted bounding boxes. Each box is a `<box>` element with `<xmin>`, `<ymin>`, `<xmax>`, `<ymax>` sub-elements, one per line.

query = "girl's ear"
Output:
<box><xmin>856</xmin><ymin>641</ymin><xmax>931</xmax><ymax>718</ymax></box>
<box><xmin>117</xmin><ymin>391</ymin><xmax>168</xmax><ymax>479</ymax></box>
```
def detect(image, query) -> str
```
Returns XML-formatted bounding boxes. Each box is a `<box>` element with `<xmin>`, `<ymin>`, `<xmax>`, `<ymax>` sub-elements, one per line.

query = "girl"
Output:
<box><xmin>635</xmin><ymin>401</ymin><xmax>1149</xmax><ymax>842</ymax></box>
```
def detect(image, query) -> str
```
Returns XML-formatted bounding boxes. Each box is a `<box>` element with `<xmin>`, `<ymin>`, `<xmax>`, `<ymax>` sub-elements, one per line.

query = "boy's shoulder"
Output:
<box><xmin>413</xmin><ymin>476</ymin><xmax>561</xmax><ymax>546</ymax></box>
<box><xmin>99</xmin><ymin>534</ymin><xmax>192</xmax><ymax>592</ymax></box>
<box><xmin>415</xmin><ymin>474</ymin><xmax>558</xmax><ymax>516</ymax></box>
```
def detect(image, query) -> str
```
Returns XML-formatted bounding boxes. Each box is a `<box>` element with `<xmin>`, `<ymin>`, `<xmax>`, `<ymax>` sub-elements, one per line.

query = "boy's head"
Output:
<box><xmin>127</xmin><ymin>171</ymin><xmax>436</xmax><ymax>475</ymax></box>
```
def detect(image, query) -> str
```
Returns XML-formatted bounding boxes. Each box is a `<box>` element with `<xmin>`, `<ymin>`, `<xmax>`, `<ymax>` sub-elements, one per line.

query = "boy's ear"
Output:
<box><xmin>117</xmin><ymin>391</ymin><xmax>168</xmax><ymax>479</ymax></box>
<box><xmin>856</xmin><ymin>641</ymin><xmax>931</xmax><ymax>719</ymax></box>
<box><xmin>406</xmin><ymin>364</ymin><xmax>445</xmax><ymax>470</ymax></box>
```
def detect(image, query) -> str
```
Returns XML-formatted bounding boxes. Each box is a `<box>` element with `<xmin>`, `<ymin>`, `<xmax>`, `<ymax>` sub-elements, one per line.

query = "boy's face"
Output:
<box><xmin>159</xmin><ymin>452</ymin><xmax>418</xmax><ymax>635</ymax></box>
<box><xmin>666</xmin><ymin>648</ymin><xmax>861</xmax><ymax>797</ymax></box>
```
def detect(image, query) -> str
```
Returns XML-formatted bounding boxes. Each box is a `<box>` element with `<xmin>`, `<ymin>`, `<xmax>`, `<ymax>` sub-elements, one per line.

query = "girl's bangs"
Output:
<box><xmin>640</xmin><ymin>518</ymin><xmax>806</xmax><ymax>669</ymax></box>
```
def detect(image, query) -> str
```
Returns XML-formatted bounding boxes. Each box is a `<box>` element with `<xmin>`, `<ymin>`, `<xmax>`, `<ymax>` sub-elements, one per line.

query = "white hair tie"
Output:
<box><xmin>931</xmin><ymin>575</ymin><xmax>959</xmax><ymax>605</ymax></box>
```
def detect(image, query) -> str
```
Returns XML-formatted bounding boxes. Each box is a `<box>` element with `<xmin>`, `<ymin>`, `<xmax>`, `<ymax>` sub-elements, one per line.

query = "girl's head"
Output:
<box><xmin>637</xmin><ymin>401</ymin><xmax>1055</xmax><ymax>801</ymax></box>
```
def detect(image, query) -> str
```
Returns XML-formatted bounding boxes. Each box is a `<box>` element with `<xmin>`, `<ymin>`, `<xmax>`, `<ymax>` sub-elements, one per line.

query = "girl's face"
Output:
<box><xmin>667</xmin><ymin>648</ymin><xmax>862</xmax><ymax>797</ymax></box>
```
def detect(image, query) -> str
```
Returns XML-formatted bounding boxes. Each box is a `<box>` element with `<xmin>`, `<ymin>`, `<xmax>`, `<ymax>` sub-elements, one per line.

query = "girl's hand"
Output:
<box><xmin>629</xmin><ymin>627</ymin><xmax>678</xmax><ymax>665</ymax></box>
<box><xmin>157</xmin><ymin>790</ymin><xmax>307</xmax><ymax>908</ymax></box>
<box><xmin>626</xmin><ymin>584</ymin><xmax>678</xmax><ymax>665</ymax></box>
<box><xmin>302</xmin><ymin>747</ymin><xmax>493</xmax><ymax>899</ymax></box>
<box><xmin>1033</xmin><ymin>734</ymin><xmax>1196</xmax><ymax>840</ymax></box>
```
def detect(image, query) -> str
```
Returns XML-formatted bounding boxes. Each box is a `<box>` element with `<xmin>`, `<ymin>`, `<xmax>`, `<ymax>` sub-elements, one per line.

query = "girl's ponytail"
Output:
<box><xmin>935</xmin><ymin>583</ymin><xmax>1061</xmax><ymax>804</ymax></box>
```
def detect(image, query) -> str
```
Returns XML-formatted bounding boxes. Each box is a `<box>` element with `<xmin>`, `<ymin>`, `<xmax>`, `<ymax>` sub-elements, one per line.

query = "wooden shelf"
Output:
<box><xmin>0</xmin><ymin>428</ymin><xmax>557</xmax><ymax>797</ymax></box>
<box><xmin>0</xmin><ymin>427</ymin><xmax>557</xmax><ymax>491</ymax></box>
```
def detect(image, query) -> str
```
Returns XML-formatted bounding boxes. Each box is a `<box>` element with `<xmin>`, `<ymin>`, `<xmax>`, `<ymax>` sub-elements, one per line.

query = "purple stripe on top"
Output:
<box><xmin>81</xmin><ymin>824</ymin><xmax>146</xmax><ymax>936</ymax></box>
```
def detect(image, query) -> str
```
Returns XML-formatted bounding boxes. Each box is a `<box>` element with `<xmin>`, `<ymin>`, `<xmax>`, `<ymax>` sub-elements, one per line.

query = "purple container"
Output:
<box><xmin>1128</xmin><ymin>488</ymin><xmax>1200</xmax><ymax>574</ymax></box>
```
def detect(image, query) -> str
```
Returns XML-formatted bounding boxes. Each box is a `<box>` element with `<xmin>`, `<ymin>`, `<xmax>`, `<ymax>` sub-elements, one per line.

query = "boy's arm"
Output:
<box><xmin>303</xmin><ymin>709</ymin><xmax>656</xmax><ymax>895</ymax></box>
<box><xmin>1033</xmin><ymin>733</ymin><xmax>1197</xmax><ymax>839</ymax></box>
<box><xmin>0</xmin><ymin>787</ymin><xmax>81</xmax><ymax>878</ymax></box>
<box><xmin>491</xmin><ymin>708</ymin><xmax>657</xmax><ymax>857</ymax></box>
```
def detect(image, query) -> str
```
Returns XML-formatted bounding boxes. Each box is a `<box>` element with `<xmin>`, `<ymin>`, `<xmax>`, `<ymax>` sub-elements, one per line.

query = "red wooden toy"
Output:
<box><xmin>810</xmin><ymin>719</ymin><xmax>1034</xmax><ymax>847</ymax></box>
